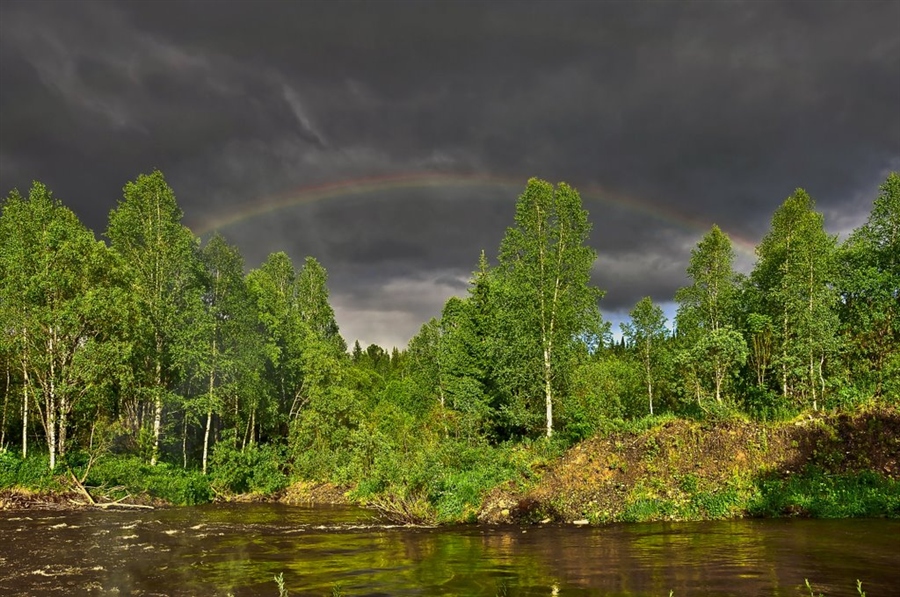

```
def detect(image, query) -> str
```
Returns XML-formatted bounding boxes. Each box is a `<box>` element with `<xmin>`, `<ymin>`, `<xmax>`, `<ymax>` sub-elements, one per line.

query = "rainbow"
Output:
<box><xmin>191</xmin><ymin>172</ymin><xmax>759</xmax><ymax>258</ymax></box>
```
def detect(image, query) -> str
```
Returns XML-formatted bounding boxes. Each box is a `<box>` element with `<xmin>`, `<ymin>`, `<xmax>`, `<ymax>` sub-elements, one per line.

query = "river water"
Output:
<box><xmin>0</xmin><ymin>504</ymin><xmax>897</xmax><ymax>596</ymax></box>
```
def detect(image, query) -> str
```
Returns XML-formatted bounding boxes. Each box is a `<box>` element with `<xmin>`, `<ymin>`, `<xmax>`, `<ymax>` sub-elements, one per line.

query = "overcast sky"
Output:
<box><xmin>2</xmin><ymin>1</ymin><xmax>898</xmax><ymax>348</ymax></box>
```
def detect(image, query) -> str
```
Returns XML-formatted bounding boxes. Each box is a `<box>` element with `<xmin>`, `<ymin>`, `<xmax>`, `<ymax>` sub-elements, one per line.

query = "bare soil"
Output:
<box><xmin>280</xmin><ymin>480</ymin><xmax>352</xmax><ymax>505</ymax></box>
<box><xmin>478</xmin><ymin>407</ymin><xmax>900</xmax><ymax>523</ymax></box>
<box><xmin>0</xmin><ymin>488</ymin><xmax>84</xmax><ymax>510</ymax></box>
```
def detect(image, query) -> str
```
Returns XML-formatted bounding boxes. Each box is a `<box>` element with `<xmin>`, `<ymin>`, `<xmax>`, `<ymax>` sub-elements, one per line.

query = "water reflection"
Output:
<box><xmin>0</xmin><ymin>504</ymin><xmax>895</xmax><ymax>596</ymax></box>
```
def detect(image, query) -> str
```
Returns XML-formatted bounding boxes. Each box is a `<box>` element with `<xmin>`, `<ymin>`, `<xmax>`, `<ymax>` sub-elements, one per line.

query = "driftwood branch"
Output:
<box><xmin>93</xmin><ymin>500</ymin><xmax>154</xmax><ymax>510</ymax></box>
<box><xmin>68</xmin><ymin>470</ymin><xmax>153</xmax><ymax>510</ymax></box>
<box><xmin>70</xmin><ymin>470</ymin><xmax>95</xmax><ymax>505</ymax></box>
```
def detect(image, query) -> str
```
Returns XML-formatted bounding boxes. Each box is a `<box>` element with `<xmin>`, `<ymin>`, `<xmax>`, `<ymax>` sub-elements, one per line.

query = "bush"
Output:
<box><xmin>87</xmin><ymin>455</ymin><xmax>212</xmax><ymax>505</ymax></box>
<box><xmin>0</xmin><ymin>450</ymin><xmax>59</xmax><ymax>491</ymax></box>
<box><xmin>209</xmin><ymin>442</ymin><xmax>288</xmax><ymax>495</ymax></box>
<box><xmin>743</xmin><ymin>386</ymin><xmax>795</xmax><ymax>422</ymax></box>
<box><xmin>749</xmin><ymin>467</ymin><xmax>900</xmax><ymax>518</ymax></box>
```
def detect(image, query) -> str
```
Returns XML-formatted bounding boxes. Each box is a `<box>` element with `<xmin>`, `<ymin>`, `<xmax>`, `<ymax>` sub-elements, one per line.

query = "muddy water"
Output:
<box><xmin>0</xmin><ymin>505</ymin><xmax>897</xmax><ymax>596</ymax></box>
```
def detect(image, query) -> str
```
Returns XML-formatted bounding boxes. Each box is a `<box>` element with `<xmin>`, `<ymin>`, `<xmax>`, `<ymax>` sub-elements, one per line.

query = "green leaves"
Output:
<box><xmin>496</xmin><ymin>179</ymin><xmax>603</xmax><ymax>437</ymax></box>
<box><xmin>622</xmin><ymin>297</ymin><xmax>668</xmax><ymax>415</ymax></box>
<box><xmin>837</xmin><ymin>173</ymin><xmax>900</xmax><ymax>399</ymax></box>
<box><xmin>107</xmin><ymin>170</ymin><xmax>205</xmax><ymax>464</ymax></box>
<box><xmin>749</xmin><ymin>188</ymin><xmax>839</xmax><ymax>408</ymax></box>
<box><xmin>675</xmin><ymin>226</ymin><xmax>747</xmax><ymax>404</ymax></box>
<box><xmin>1</xmin><ymin>182</ymin><xmax>127</xmax><ymax>468</ymax></box>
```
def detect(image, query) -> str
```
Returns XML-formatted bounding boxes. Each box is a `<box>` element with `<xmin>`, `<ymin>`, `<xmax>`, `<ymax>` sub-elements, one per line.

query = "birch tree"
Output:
<box><xmin>838</xmin><ymin>172</ymin><xmax>900</xmax><ymax>398</ymax></box>
<box><xmin>106</xmin><ymin>171</ymin><xmax>202</xmax><ymax>465</ymax></box>
<box><xmin>1</xmin><ymin>183</ymin><xmax>123</xmax><ymax>468</ymax></box>
<box><xmin>622</xmin><ymin>297</ymin><xmax>668</xmax><ymax>416</ymax></box>
<box><xmin>750</xmin><ymin>189</ymin><xmax>838</xmax><ymax>409</ymax></box>
<box><xmin>196</xmin><ymin>233</ymin><xmax>255</xmax><ymax>473</ymax></box>
<box><xmin>675</xmin><ymin>225</ymin><xmax>747</xmax><ymax>403</ymax></box>
<box><xmin>497</xmin><ymin>179</ymin><xmax>602</xmax><ymax>437</ymax></box>
<box><xmin>247</xmin><ymin>252</ymin><xmax>304</xmax><ymax>426</ymax></box>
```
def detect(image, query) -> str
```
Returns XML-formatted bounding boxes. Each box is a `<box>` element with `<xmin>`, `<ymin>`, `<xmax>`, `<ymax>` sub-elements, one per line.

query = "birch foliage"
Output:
<box><xmin>496</xmin><ymin>179</ymin><xmax>602</xmax><ymax>437</ymax></box>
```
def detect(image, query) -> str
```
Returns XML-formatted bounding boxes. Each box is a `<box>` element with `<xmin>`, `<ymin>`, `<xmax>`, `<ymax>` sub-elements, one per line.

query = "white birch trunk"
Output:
<box><xmin>21</xmin><ymin>334</ymin><xmax>29</xmax><ymax>459</ymax></box>
<box><xmin>47</xmin><ymin>328</ymin><xmax>57</xmax><ymax>470</ymax></box>
<box><xmin>151</xmin><ymin>335</ymin><xmax>163</xmax><ymax>466</ymax></box>
<box><xmin>543</xmin><ymin>346</ymin><xmax>553</xmax><ymax>438</ymax></box>
<box><xmin>202</xmin><ymin>410</ymin><xmax>212</xmax><ymax>475</ymax></box>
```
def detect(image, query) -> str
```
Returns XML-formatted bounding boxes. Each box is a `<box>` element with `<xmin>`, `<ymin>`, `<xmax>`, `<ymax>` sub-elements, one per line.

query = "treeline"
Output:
<box><xmin>0</xmin><ymin>171</ymin><xmax>897</xmax><ymax>510</ymax></box>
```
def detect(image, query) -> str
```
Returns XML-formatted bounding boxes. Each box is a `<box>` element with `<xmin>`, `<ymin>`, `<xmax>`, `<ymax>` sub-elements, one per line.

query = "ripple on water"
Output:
<box><xmin>1</xmin><ymin>507</ymin><xmax>896</xmax><ymax>596</ymax></box>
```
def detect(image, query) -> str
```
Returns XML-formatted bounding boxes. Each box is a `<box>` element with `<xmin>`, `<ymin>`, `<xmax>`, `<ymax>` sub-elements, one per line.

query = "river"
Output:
<box><xmin>0</xmin><ymin>504</ymin><xmax>896</xmax><ymax>596</ymax></box>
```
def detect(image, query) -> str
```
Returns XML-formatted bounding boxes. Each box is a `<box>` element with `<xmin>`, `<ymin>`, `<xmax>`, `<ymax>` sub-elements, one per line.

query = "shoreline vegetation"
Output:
<box><xmin>1</xmin><ymin>171</ymin><xmax>898</xmax><ymax>525</ymax></box>
<box><xmin>2</xmin><ymin>406</ymin><xmax>898</xmax><ymax>524</ymax></box>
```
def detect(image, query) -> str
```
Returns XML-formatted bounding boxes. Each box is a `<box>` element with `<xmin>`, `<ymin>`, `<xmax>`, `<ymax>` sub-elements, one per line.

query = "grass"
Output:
<box><xmin>3</xmin><ymin>408</ymin><xmax>898</xmax><ymax>526</ymax></box>
<box><xmin>805</xmin><ymin>578</ymin><xmax>867</xmax><ymax>597</ymax></box>
<box><xmin>0</xmin><ymin>450</ymin><xmax>67</xmax><ymax>492</ymax></box>
<box><xmin>749</xmin><ymin>467</ymin><xmax>900</xmax><ymax>518</ymax></box>
<box><xmin>0</xmin><ymin>450</ymin><xmax>213</xmax><ymax>506</ymax></box>
<box><xmin>85</xmin><ymin>455</ymin><xmax>212</xmax><ymax>505</ymax></box>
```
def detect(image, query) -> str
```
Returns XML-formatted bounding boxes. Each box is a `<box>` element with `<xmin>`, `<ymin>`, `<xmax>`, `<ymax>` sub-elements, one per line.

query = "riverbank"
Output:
<box><xmin>478</xmin><ymin>407</ymin><xmax>900</xmax><ymax>524</ymax></box>
<box><xmin>3</xmin><ymin>407</ymin><xmax>898</xmax><ymax>524</ymax></box>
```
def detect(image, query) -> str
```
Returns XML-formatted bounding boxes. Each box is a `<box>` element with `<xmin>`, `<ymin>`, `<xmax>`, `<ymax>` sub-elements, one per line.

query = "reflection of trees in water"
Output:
<box><xmin>2</xmin><ymin>509</ymin><xmax>895</xmax><ymax>596</ymax></box>
<box><xmin>525</xmin><ymin>520</ymin><xmax>893</xmax><ymax>596</ymax></box>
<box><xmin>378</xmin><ymin>528</ymin><xmax>558</xmax><ymax>594</ymax></box>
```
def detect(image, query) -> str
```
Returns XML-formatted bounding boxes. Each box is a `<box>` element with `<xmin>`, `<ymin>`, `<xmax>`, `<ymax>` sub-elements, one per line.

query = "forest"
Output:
<box><xmin>1</xmin><ymin>171</ymin><xmax>898</xmax><ymax>521</ymax></box>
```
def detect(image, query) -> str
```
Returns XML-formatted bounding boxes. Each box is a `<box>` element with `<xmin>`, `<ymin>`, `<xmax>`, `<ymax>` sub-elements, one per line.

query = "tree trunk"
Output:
<box><xmin>694</xmin><ymin>373</ymin><xmax>702</xmax><ymax>406</ymax></box>
<box><xmin>151</xmin><ymin>336</ymin><xmax>163</xmax><ymax>466</ymax></box>
<box><xmin>58</xmin><ymin>398</ymin><xmax>68</xmax><ymax>461</ymax></box>
<box><xmin>713</xmin><ymin>357</ymin><xmax>725</xmax><ymax>404</ymax></box>
<box><xmin>1</xmin><ymin>362</ymin><xmax>10</xmax><ymax>448</ymax></box>
<box><xmin>21</xmin><ymin>339</ymin><xmax>29</xmax><ymax>459</ymax></box>
<box><xmin>808</xmin><ymin>260</ymin><xmax>816</xmax><ymax>410</ymax></box>
<box><xmin>645</xmin><ymin>338</ymin><xmax>653</xmax><ymax>416</ymax></box>
<box><xmin>782</xmin><ymin>292</ymin><xmax>790</xmax><ymax>399</ymax></box>
<box><xmin>543</xmin><ymin>346</ymin><xmax>553</xmax><ymax>438</ymax></box>
<box><xmin>151</xmin><ymin>394</ymin><xmax>162</xmax><ymax>465</ymax></box>
<box><xmin>202</xmin><ymin>410</ymin><xmax>212</xmax><ymax>475</ymax></box>
<box><xmin>182</xmin><ymin>414</ymin><xmax>188</xmax><ymax>469</ymax></box>
<box><xmin>57</xmin><ymin>345</ymin><xmax>68</xmax><ymax>459</ymax></box>
<box><xmin>809</xmin><ymin>352</ymin><xmax>817</xmax><ymax>411</ymax></box>
<box><xmin>47</xmin><ymin>329</ymin><xmax>57</xmax><ymax>470</ymax></box>
<box><xmin>818</xmin><ymin>353</ymin><xmax>826</xmax><ymax>406</ymax></box>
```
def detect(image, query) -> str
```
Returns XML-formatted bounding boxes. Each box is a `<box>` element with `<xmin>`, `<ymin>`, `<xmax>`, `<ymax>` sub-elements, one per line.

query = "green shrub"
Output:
<box><xmin>209</xmin><ymin>442</ymin><xmax>288</xmax><ymax>495</ymax></box>
<box><xmin>86</xmin><ymin>455</ymin><xmax>212</xmax><ymax>505</ymax></box>
<box><xmin>695</xmin><ymin>488</ymin><xmax>741</xmax><ymax>518</ymax></box>
<box><xmin>749</xmin><ymin>467</ymin><xmax>900</xmax><ymax>518</ymax></box>
<box><xmin>0</xmin><ymin>451</ymin><xmax>59</xmax><ymax>490</ymax></box>
<box><xmin>743</xmin><ymin>386</ymin><xmax>795</xmax><ymax>422</ymax></box>
<box><xmin>622</xmin><ymin>496</ymin><xmax>673</xmax><ymax>522</ymax></box>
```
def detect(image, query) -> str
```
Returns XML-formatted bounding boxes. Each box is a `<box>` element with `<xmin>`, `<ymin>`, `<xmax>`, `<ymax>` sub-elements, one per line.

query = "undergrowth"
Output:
<box><xmin>749</xmin><ymin>467</ymin><xmax>900</xmax><ymax>518</ymax></box>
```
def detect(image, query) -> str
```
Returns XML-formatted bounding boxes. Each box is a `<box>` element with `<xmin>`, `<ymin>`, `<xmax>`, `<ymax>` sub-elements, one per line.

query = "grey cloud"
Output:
<box><xmin>2</xmin><ymin>0</ymin><xmax>897</xmax><ymax>347</ymax></box>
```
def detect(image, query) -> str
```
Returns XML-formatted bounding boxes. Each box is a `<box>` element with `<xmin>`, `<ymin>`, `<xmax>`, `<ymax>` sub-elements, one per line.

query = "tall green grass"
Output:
<box><xmin>749</xmin><ymin>467</ymin><xmax>900</xmax><ymax>518</ymax></box>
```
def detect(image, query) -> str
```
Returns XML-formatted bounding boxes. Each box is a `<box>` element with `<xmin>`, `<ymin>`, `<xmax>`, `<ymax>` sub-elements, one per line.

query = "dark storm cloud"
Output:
<box><xmin>2</xmin><ymin>0</ymin><xmax>898</xmax><ymax>346</ymax></box>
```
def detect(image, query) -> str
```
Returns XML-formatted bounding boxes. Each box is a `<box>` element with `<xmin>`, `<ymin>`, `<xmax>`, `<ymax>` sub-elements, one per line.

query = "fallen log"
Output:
<box><xmin>68</xmin><ymin>470</ymin><xmax>154</xmax><ymax>510</ymax></box>
<box><xmin>70</xmin><ymin>470</ymin><xmax>95</xmax><ymax>506</ymax></box>
<box><xmin>93</xmin><ymin>500</ymin><xmax>154</xmax><ymax>510</ymax></box>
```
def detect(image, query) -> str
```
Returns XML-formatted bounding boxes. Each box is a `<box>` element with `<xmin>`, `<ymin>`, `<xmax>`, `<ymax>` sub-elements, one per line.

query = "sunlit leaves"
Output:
<box><xmin>496</xmin><ymin>179</ymin><xmax>603</xmax><ymax>437</ymax></box>
<box><xmin>749</xmin><ymin>188</ymin><xmax>839</xmax><ymax>408</ymax></box>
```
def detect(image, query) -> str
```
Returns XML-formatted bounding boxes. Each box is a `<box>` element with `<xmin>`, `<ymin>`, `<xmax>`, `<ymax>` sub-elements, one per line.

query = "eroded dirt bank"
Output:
<box><xmin>479</xmin><ymin>408</ymin><xmax>900</xmax><ymax>524</ymax></box>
